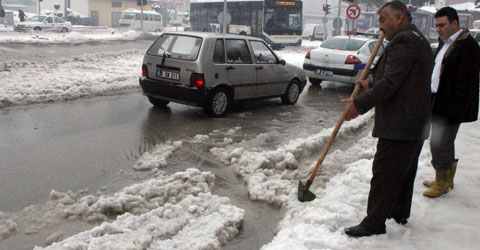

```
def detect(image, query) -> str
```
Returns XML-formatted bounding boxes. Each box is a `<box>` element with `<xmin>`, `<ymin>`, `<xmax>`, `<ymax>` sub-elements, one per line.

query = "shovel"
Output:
<box><xmin>298</xmin><ymin>32</ymin><xmax>385</xmax><ymax>202</ymax></box>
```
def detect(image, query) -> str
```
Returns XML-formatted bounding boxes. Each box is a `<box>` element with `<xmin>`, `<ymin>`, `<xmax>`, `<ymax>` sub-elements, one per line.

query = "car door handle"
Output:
<box><xmin>255</xmin><ymin>66</ymin><xmax>263</xmax><ymax>70</ymax></box>
<box><xmin>226</xmin><ymin>66</ymin><xmax>235</xmax><ymax>70</ymax></box>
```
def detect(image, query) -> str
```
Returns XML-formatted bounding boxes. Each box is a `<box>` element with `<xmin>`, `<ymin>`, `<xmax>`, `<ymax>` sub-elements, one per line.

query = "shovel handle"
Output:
<box><xmin>306</xmin><ymin>32</ymin><xmax>385</xmax><ymax>185</ymax></box>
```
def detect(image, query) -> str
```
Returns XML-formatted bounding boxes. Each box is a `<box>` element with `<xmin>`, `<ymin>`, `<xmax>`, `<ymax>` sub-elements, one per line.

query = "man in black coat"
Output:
<box><xmin>423</xmin><ymin>7</ymin><xmax>480</xmax><ymax>197</ymax></box>
<box><xmin>341</xmin><ymin>0</ymin><xmax>433</xmax><ymax>237</ymax></box>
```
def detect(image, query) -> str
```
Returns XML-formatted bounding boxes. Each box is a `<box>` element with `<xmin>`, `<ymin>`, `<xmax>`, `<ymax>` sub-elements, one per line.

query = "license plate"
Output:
<box><xmin>156</xmin><ymin>69</ymin><xmax>180</xmax><ymax>80</ymax></box>
<box><xmin>315</xmin><ymin>69</ymin><xmax>333</xmax><ymax>76</ymax></box>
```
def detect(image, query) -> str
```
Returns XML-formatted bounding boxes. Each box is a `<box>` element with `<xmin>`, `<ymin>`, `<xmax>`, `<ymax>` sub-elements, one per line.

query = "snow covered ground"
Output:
<box><xmin>0</xmin><ymin>31</ymin><xmax>479</xmax><ymax>249</ymax></box>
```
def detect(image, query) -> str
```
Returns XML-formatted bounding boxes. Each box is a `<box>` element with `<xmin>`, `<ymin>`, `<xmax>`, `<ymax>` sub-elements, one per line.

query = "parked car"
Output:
<box><xmin>139</xmin><ymin>32</ymin><xmax>307</xmax><ymax>117</ymax></box>
<box><xmin>14</xmin><ymin>15</ymin><xmax>72</xmax><ymax>32</ymax></box>
<box><xmin>302</xmin><ymin>24</ymin><xmax>325</xmax><ymax>41</ymax></box>
<box><xmin>469</xmin><ymin>29</ymin><xmax>480</xmax><ymax>45</ymax></box>
<box><xmin>303</xmin><ymin>36</ymin><xmax>387</xmax><ymax>85</ymax></box>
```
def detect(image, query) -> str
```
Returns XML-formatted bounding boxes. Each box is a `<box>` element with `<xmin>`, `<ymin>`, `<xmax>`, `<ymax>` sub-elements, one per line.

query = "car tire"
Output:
<box><xmin>309</xmin><ymin>36</ymin><xmax>313</xmax><ymax>41</ymax></box>
<box><xmin>204</xmin><ymin>87</ymin><xmax>230</xmax><ymax>117</ymax></box>
<box><xmin>34</xmin><ymin>27</ymin><xmax>41</xmax><ymax>31</ymax></box>
<box><xmin>281</xmin><ymin>80</ymin><xmax>301</xmax><ymax>105</ymax></box>
<box><xmin>309</xmin><ymin>77</ymin><xmax>323</xmax><ymax>86</ymax></box>
<box><xmin>147</xmin><ymin>96</ymin><xmax>169</xmax><ymax>107</ymax></box>
<box><xmin>61</xmin><ymin>27</ymin><xmax>68</xmax><ymax>33</ymax></box>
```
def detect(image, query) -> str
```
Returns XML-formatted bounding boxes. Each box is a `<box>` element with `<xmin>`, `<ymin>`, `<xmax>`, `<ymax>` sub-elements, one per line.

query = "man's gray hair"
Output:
<box><xmin>378</xmin><ymin>0</ymin><xmax>412</xmax><ymax>22</ymax></box>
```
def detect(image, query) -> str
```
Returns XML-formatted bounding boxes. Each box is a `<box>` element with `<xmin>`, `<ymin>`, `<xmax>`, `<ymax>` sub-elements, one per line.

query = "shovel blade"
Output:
<box><xmin>298</xmin><ymin>180</ymin><xmax>316</xmax><ymax>202</ymax></box>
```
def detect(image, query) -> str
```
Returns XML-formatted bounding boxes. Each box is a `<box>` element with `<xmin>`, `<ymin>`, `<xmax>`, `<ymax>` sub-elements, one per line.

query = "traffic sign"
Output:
<box><xmin>332</xmin><ymin>17</ymin><xmax>343</xmax><ymax>29</ymax></box>
<box><xmin>218</xmin><ymin>11</ymin><xmax>232</xmax><ymax>25</ymax></box>
<box><xmin>346</xmin><ymin>5</ymin><xmax>361</xmax><ymax>20</ymax></box>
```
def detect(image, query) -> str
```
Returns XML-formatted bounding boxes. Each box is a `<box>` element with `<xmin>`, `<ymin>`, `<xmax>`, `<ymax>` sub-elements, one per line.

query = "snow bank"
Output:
<box><xmin>210</xmin><ymin>111</ymin><xmax>374</xmax><ymax>206</ymax></box>
<box><xmin>133</xmin><ymin>141</ymin><xmax>183</xmax><ymax>171</ymax></box>
<box><xmin>0</xmin><ymin>30</ymin><xmax>157</xmax><ymax>45</ymax></box>
<box><xmin>26</xmin><ymin>168</ymin><xmax>243</xmax><ymax>249</ymax></box>
<box><xmin>0</xmin><ymin>49</ymin><xmax>143</xmax><ymax>108</ymax></box>
<box><xmin>36</xmin><ymin>193</ymin><xmax>243</xmax><ymax>250</ymax></box>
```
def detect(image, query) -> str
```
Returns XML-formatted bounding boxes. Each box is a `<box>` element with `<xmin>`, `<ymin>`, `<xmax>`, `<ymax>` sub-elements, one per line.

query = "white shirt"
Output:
<box><xmin>431</xmin><ymin>29</ymin><xmax>463</xmax><ymax>93</ymax></box>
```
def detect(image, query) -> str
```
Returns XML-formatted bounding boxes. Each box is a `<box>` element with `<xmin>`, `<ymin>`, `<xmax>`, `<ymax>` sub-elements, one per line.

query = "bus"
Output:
<box><xmin>189</xmin><ymin>0</ymin><xmax>302</xmax><ymax>49</ymax></box>
<box><xmin>119</xmin><ymin>9</ymin><xmax>163</xmax><ymax>32</ymax></box>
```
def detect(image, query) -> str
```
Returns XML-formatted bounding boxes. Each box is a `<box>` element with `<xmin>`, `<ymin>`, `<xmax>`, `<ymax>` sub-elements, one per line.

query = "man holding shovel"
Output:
<box><xmin>341</xmin><ymin>1</ymin><xmax>433</xmax><ymax>237</ymax></box>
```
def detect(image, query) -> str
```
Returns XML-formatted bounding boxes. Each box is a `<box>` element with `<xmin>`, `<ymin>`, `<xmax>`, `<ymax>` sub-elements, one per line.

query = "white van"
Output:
<box><xmin>302</xmin><ymin>24</ymin><xmax>325</xmax><ymax>41</ymax></box>
<box><xmin>119</xmin><ymin>9</ymin><xmax>163</xmax><ymax>32</ymax></box>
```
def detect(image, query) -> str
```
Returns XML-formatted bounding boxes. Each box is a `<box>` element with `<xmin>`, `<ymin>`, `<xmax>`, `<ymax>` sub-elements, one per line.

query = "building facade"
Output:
<box><xmin>89</xmin><ymin>0</ymin><xmax>155</xmax><ymax>27</ymax></box>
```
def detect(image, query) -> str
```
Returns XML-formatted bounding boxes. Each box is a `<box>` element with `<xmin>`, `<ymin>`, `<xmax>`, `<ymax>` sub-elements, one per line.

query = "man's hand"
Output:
<box><xmin>341</xmin><ymin>98</ymin><xmax>360</xmax><ymax>121</ymax></box>
<box><xmin>356</xmin><ymin>79</ymin><xmax>369</xmax><ymax>93</ymax></box>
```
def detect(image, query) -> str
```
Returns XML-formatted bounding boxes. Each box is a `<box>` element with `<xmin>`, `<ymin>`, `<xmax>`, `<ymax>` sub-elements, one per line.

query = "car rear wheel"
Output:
<box><xmin>204</xmin><ymin>87</ymin><xmax>230</xmax><ymax>117</ymax></box>
<box><xmin>147</xmin><ymin>96</ymin><xmax>169</xmax><ymax>107</ymax></box>
<box><xmin>61</xmin><ymin>27</ymin><xmax>68</xmax><ymax>33</ymax></box>
<box><xmin>309</xmin><ymin>77</ymin><xmax>323</xmax><ymax>86</ymax></box>
<box><xmin>281</xmin><ymin>80</ymin><xmax>300</xmax><ymax>105</ymax></box>
<box><xmin>34</xmin><ymin>27</ymin><xmax>41</xmax><ymax>31</ymax></box>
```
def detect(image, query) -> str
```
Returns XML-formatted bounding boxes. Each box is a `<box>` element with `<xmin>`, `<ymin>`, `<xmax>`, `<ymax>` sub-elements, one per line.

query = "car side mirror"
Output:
<box><xmin>279</xmin><ymin>59</ymin><xmax>286</xmax><ymax>65</ymax></box>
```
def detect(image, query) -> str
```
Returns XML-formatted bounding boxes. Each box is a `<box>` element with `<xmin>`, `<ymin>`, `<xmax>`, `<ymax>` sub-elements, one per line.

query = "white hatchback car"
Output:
<box><xmin>14</xmin><ymin>15</ymin><xmax>72</xmax><ymax>32</ymax></box>
<box><xmin>303</xmin><ymin>36</ymin><xmax>387</xmax><ymax>85</ymax></box>
<box><xmin>140</xmin><ymin>32</ymin><xmax>306</xmax><ymax>117</ymax></box>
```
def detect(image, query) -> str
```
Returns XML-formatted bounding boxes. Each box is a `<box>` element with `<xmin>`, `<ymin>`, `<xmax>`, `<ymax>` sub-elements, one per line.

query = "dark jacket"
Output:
<box><xmin>354</xmin><ymin>24</ymin><xmax>434</xmax><ymax>141</ymax></box>
<box><xmin>0</xmin><ymin>7</ymin><xmax>5</xmax><ymax>18</ymax></box>
<box><xmin>433</xmin><ymin>29</ymin><xmax>480</xmax><ymax>123</ymax></box>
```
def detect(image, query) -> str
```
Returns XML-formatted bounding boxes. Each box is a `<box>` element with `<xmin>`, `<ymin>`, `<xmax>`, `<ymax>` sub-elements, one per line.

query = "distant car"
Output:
<box><xmin>430</xmin><ymin>42</ymin><xmax>438</xmax><ymax>54</ymax></box>
<box><xmin>139</xmin><ymin>32</ymin><xmax>307</xmax><ymax>117</ymax></box>
<box><xmin>14</xmin><ymin>15</ymin><xmax>72</xmax><ymax>32</ymax></box>
<box><xmin>469</xmin><ymin>29</ymin><xmax>480</xmax><ymax>45</ymax></box>
<box><xmin>302</xmin><ymin>24</ymin><xmax>325</xmax><ymax>41</ymax></box>
<box><xmin>303</xmin><ymin>36</ymin><xmax>387</xmax><ymax>85</ymax></box>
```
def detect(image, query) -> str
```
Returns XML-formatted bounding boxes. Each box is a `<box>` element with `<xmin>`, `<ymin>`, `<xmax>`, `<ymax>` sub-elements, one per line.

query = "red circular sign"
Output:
<box><xmin>346</xmin><ymin>5</ymin><xmax>361</xmax><ymax>19</ymax></box>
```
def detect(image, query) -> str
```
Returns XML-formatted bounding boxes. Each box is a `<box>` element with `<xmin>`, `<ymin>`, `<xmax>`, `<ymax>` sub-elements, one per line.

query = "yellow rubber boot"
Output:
<box><xmin>424</xmin><ymin>159</ymin><xmax>458</xmax><ymax>189</ymax></box>
<box><xmin>448</xmin><ymin>160</ymin><xmax>458</xmax><ymax>189</ymax></box>
<box><xmin>423</xmin><ymin>179</ymin><xmax>435</xmax><ymax>188</ymax></box>
<box><xmin>423</xmin><ymin>169</ymin><xmax>449</xmax><ymax>197</ymax></box>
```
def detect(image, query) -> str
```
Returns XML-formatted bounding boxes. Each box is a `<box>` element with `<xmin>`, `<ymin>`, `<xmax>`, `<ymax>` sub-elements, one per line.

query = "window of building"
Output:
<box><xmin>112</xmin><ymin>2</ymin><xmax>122</xmax><ymax>8</ymax></box>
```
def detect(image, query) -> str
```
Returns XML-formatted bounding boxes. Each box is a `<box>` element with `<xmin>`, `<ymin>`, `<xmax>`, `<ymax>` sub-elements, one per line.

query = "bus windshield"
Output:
<box><xmin>264</xmin><ymin>5</ymin><xmax>302</xmax><ymax>35</ymax></box>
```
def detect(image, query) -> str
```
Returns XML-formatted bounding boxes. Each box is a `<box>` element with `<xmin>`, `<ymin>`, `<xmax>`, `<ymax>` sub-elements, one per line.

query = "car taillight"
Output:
<box><xmin>190</xmin><ymin>73</ymin><xmax>205</xmax><ymax>88</ymax></box>
<box><xmin>305</xmin><ymin>50</ymin><xmax>311</xmax><ymax>59</ymax></box>
<box><xmin>142</xmin><ymin>64</ymin><xmax>148</xmax><ymax>78</ymax></box>
<box><xmin>345</xmin><ymin>55</ymin><xmax>362</xmax><ymax>64</ymax></box>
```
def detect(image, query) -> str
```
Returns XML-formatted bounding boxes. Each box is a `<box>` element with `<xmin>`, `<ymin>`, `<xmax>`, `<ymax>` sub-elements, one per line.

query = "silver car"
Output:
<box><xmin>139</xmin><ymin>32</ymin><xmax>306</xmax><ymax>117</ymax></box>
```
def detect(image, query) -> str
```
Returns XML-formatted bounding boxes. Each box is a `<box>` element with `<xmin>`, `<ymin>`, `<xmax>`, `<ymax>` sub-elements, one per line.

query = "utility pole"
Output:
<box><xmin>38</xmin><ymin>0</ymin><xmax>41</xmax><ymax>15</ymax></box>
<box><xmin>336</xmin><ymin>0</ymin><xmax>341</xmax><ymax>36</ymax></box>
<box><xmin>223</xmin><ymin>0</ymin><xmax>227</xmax><ymax>33</ymax></box>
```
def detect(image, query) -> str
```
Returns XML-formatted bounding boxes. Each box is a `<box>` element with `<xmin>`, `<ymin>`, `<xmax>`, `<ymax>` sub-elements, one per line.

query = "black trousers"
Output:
<box><xmin>430</xmin><ymin>115</ymin><xmax>460</xmax><ymax>170</ymax></box>
<box><xmin>361</xmin><ymin>139</ymin><xmax>424</xmax><ymax>230</ymax></box>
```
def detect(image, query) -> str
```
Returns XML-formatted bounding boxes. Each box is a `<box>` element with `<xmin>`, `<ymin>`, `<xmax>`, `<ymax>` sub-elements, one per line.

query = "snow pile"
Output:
<box><xmin>0</xmin><ymin>212</ymin><xmax>18</xmax><ymax>240</ymax></box>
<box><xmin>133</xmin><ymin>141</ymin><xmax>183</xmax><ymax>170</ymax></box>
<box><xmin>0</xmin><ymin>49</ymin><xmax>143</xmax><ymax>108</ymax></box>
<box><xmin>46</xmin><ymin>168</ymin><xmax>218</xmax><ymax>223</ymax></box>
<box><xmin>30</xmin><ymin>168</ymin><xmax>243</xmax><ymax>249</ymax></box>
<box><xmin>210</xmin><ymin>111</ymin><xmax>374</xmax><ymax>206</ymax></box>
<box><xmin>0</xmin><ymin>30</ymin><xmax>157</xmax><ymax>45</ymax></box>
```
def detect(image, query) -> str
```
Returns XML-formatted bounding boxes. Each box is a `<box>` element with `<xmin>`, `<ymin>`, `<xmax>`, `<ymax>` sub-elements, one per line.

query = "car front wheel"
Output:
<box><xmin>204</xmin><ymin>87</ymin><xmax>230</xmax><ymax>117</ymax></box>
<box><xmin>147</xmin><ymin>96</ymin><xmax>169</xmax><ymax>107</ymax></box>
<box><xmin>281</xmin><ymin>80</ymin><xmax>301</xmax><ymax>105</ymax></box>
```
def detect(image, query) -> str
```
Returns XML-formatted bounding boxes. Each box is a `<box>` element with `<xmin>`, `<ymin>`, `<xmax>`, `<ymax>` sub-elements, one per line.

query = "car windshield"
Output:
<box><xmin>28</xmin><ymin>16</ymin><xmax>46</xmax><ymax>22</ymax></box>
<box><xmin>147</xmin><ymin>34</ymin><xmax>202</xmax><ymax>61</ymax></box>
<box><xmin>320</xmin><ymin>38</ymin><xmax>366</xmax><ymax>51</ymax></box>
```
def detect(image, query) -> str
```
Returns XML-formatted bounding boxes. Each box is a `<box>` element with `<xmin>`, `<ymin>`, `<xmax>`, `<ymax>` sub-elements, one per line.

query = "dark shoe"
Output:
<box><xmin>393</xmin><ymin>217</ymin><xmax>408</xmax><ymax>225</ymax></box>
<box><xmin>344</xmin><ymin>224</ymin><xmax>386</xmax><ymax>237</ymax></box>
